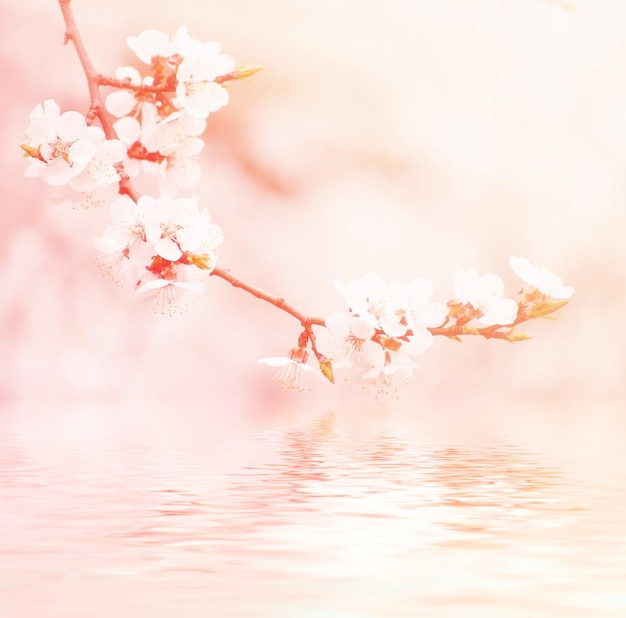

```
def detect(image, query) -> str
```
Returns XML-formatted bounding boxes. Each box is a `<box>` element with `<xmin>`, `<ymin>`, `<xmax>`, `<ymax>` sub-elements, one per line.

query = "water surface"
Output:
<box><xmin>1</xmin><ymin>398</ymin><xmax>625</xmax><ymax>617</ymax></box>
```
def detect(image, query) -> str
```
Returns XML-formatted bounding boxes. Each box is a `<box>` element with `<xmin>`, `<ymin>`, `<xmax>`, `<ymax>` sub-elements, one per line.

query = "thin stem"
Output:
<box><xmin>97</xmin><ymin>76</ymin><xmax>174</xmax><ymax>93</ymax></box>
<box><xmin>54</xmin><ymin>1</ymin><xmax>542</xmax><ymax>348</ymax></box>
<box><xmin>428</xmin><ymin>315</ymin><xmax>532</xmax><ymax>341</ymax></box>
<box><xmin>96</xmin><ymin>70</ymin><xmax>247</xmax><ymax>93</ymax></box>
<box><xmin>55</xmin><ymin>0</ymin><xmax>323</xmax><ymax>329</ymax></box>
<box><xmin>58</xmin><ymin>0</ymin><xmax>114</xmax><ymax>137</ymax></box>
<box><xmin>211</xmin><ymin>268</ymin><xmax>325</xmax><ymax>328</ymax></box>
<box><xmin>57</xmin><ymin>0</ymin><xmax>139</xmax><ymax>201</ymax></box>
<box><xmin>211</xmin><ymin>266</ymin><xmax>533</xmax><ymax>342</ymax></box>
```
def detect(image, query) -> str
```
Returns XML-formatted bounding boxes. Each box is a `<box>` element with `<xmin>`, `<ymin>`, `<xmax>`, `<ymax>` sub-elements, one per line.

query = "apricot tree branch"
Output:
<box><xmin>57</xmin><ymin>0</ymin><xmax>139</xmax><ymax>201</ymax></box>
<box><xmin>211</xmin><ymin>267</ymin><xmax>326</xmax><ymax>328</ymax></box>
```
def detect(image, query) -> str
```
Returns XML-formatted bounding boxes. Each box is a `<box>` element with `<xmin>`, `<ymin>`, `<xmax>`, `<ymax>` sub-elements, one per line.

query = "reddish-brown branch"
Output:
<box><xmin>54</xmin><ymin>1</ymin><xmax>323</xmax><ymax>329</ymax></box>
<box><xmin>212</xmin><ymin>267</ymin><xmax>536</xmax><ymax>343</ymax></box>
<box><xmin>96</xmin><ymin>76</ymin><xmax>173</xmax><ymax>93</ymax></box>
<box><xmin>57</xmin><ymin>0</ymin><xmax>140</xmax><ymax>202</ymax></box>
<box><xmin>428</xmin><ymin>315</ymin><xmax>533</xmax><ymax>342</ymax></box>
<box><xmin>53</xmin><ymin>1</ymin><xmax>545</xmax><ymax>346</ymax></box>
<box><xmin>211</xmin><ymin>267</ymin><xmax>326</xmax><ymax>328</ymax></box>
<box><xmin>58</xmin><ymin>0</ymin><xmax>115</xmax><ymax>138</ymax></box>
<box><xmin>97</xmin><ymin>67</ymin><xmax>261</xmax><ymax>93</ymax></box>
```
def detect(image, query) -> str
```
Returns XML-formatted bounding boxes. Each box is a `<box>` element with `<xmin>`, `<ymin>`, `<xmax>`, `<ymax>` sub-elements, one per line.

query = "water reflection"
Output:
<box><xmin>1</xmin><ymin>400</ymin><xmax>626</xmax><ymax>617</ymax></box>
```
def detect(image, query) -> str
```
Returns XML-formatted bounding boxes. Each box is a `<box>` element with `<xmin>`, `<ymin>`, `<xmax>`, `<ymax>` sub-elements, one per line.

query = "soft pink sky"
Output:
<box><xmin>1</xmin><ymin>0</ymin><xmax>624</xmax><ymax>399</ymax></box>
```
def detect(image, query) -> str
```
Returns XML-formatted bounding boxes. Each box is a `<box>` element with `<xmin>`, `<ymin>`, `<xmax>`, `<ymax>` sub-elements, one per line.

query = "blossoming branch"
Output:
<box><xmin>20</xmin><ymin>0</ymin><xmax>575</xmax><ymax>396</ymax></box>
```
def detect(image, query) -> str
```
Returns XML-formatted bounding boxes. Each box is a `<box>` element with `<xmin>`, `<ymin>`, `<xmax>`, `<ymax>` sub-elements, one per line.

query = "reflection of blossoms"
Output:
<box><xmin>509</xmin><ymin>256</ymin><xmax>575</xmax><ymax>300</ymax></box>
<box><xmin>93</xmin><ymin>195</ymin><xmax>223</xmax><ymax>314</ymax></box>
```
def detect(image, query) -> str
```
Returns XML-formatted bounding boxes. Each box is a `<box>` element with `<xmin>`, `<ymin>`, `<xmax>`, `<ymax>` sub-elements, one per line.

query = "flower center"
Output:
<box><xmin>47</xmin><ymin>138</ymin><xmax>73</xmax><ymax>164</ymax></box>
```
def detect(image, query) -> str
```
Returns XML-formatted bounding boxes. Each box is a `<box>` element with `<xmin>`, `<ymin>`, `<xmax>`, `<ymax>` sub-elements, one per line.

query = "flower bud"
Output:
<box><xmin>318</xmin><ymin>357</ymin><xmax>334</xmax><ymax>384</ymax></box>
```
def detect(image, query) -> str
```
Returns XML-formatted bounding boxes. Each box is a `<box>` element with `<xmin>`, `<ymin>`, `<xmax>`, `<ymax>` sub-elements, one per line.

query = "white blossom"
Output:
<box><xmin>326</xmin><ymin>273</ymin><xmax>443</xmax><ymax>393</ymax></box>
<box><xmin>258</xmin><ymin>353</ymin><xmax>322</xmax><ymax>392</ymax></box>
<box><xmin>22</xmin><ymin>100</ymin><xmax>125</xmax><ymax>209</ymax></box>
<box><xmin>316</xmin><ymin>311</ymin><xmax>377</xmax><ymax>365</ymax></box>
<box><xmin>23</xmin><ymin>100</ymin><xmax>106</xmax><ymax>187</ymax></box>
<box><xmin>335</xmin><ymin>273</ymin><xmax>404</xmax><ymax>335</ymax></box>
<box><xmin>509</xmin><ymin>256</ymin><xmax>574</xmax><ymax>299</ymax></box>
<box><xmin>113</xmin><ymin>104</ymin><xmax>205</xmax><ymax>189</ymax></box>
<box><xmin>105</xmin><ymin>67</ymin><xmax>148</xmax><ymax>118</ymax></box>
<box><xmin>125</xmin><ymin>28</ymin><xmax>235</xmax><ymax>119</ymax></box>
<box><xmin>68</xmin><ymin>136</ymin><xmax>126</xmax><ymax>193</ymax></box>
<box><xmin>127</xmin><ymin>29</ymin><xmax>176</xmax><ymax>64</ymax></box>
<box><xmin>360</xmin><ymin>348</ymin><xmax>418</xmax><ymax>396</ymax></box>
<box><xmin>454</xmin><ymin>267</ymin><xmax>518</xmax><ymax>326</ymax></box>
<box><xmin>405</xmin><ymin>277</ymin><xmax>448</xmax><ymax>330</ymax></box>
<box><xmin>316</xmin><ymin>308</ymin><xmax>430</xmax><ymax>395</ymax></box>
<box><xmin>175</xmin><ymin>45</ymin><xmax>235</xmax><ymax>118</ymax></box>
<box><xmin>136</xmin><ymin>277</ymin><xmax>205</xmax><ymax>316</ymax></box>
<box><xmin>93</xmin><ymin>194</ymin><xmax>223</xmax><ymax>313</ymax></box>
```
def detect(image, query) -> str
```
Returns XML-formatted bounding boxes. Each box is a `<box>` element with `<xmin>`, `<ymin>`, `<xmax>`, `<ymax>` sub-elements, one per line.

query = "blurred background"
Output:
<box><xmin>0</xmin><ymin>0</ymin><xmax>624</xmax><ymax>400</ymax></box>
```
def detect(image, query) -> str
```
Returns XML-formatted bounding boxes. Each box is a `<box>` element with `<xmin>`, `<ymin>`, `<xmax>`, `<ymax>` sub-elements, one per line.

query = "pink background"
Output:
<box><xmin>1</xmin><ymin>0</ymin><xmax>624</xmax><ymax>400</ymax></box>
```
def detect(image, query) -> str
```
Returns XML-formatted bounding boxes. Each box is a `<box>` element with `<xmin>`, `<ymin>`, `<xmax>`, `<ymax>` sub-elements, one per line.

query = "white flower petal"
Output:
<box><xmin>154</xmin><ymin>237</ymin><xmax>183</xmax><ymax>261</ymax></box>
<box><xmin>479</xmin><ymin>298</ymin><xmax>518</xmax><ymax>326</ymax></box>
<box><xmin>138</xmin><ymin>278</ymin><xmax>171</xmax><ymax>291</ymax></box>
<box><xmin>106</xmin><ymin>90</ymin><xmax>138</xmax><ymax>117</ymax></box>
<box><xmin>127</xmin><ymin>29</ymin><xmax>172</xmax><ymax>64</ymax></box>
<box><xmin>509</xmin><ymin>256</ymin><xmax>574</xmax><ymax>299</ymax></box>
<box><xmin>113</xmin><ymin>116</ymin><xmax>141</xmax><ymax>144</ymax></box>
<box><xmin>57</xmin><ymin>111</ymin><xmax>88</xmax><ymax>141</ymax></box>
<box><xmin>325</xmin><ymin>311</ymin><xmax>350</xmax><ymax>337</ymax></box>
<box><xmin>350</xmin><ymin>315</ymin><xmax>376</xmax><ymax>339</ymax></box>
<box><xmin>258</xmin><ymin>357</ymin><xmax>292</xmax><ymax>367</ymax></box>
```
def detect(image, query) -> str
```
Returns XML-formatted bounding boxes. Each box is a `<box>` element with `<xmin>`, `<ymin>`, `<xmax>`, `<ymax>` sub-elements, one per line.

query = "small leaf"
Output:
<box><xmin>506</xmin><ymin>330</ymin><xmax>533</xmax><ymax>343</ymax></box>
<box><xmin>233</xmin><ymin>65</ymin><xmax>263</xmax><ymax>80</ymax></box>
<box><xmin>218</xmin><ymin>65</ymin><xmax>263</xmax><ymax>83</ymax></box>
<box><xmin>20</xmin><ymin>144</ymin><xmax>41</xmax><ymax>159</ymax></box>
<box><xmin>529</xmin><ymin>299</ymin><xmax>569</xmax><ymax>318</ymax></box>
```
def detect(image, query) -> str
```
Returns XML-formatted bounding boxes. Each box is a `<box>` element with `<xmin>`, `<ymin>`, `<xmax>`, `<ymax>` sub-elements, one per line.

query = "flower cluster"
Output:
<box><xmin>314</xmin><ymin>274</ymin><xmax>446</xmax><ymax>395</ymax></box>
<box><xmin>21</xmin><ymin>4</ymin><xmax>576</xmax><ymax>397</ymax></box>
<box><xmin>509</xmin><ymin>256</ymin><xmax>575</xmax><ymax>300</ymax></box>
<box><xmin>452</xmin><ymin>267</ymin><xmax>518</xmax><ymax>326</ymax></box>
<box><xmin>19</xmin><ymin>26</ymin><xmax>252</xmax><ymax>311</ymax></box>
<box><xmin>260</xmin><ymin>259</ymin><xmax>575</xmax><ymax>396</ymax></box>
<box><xmin>21</xmin><ymin>99</ymin><xmax>126</xmax><ymax>206</ymax></box>
<box><xmin>105</xmin><ymin>27</ymin><xmax>257</xmax><ymax>192</ymax></box>
<box><xmin>93</xmin><ymin>195</ymin><xmax>223</xmax><ymax>314</ymax></box>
